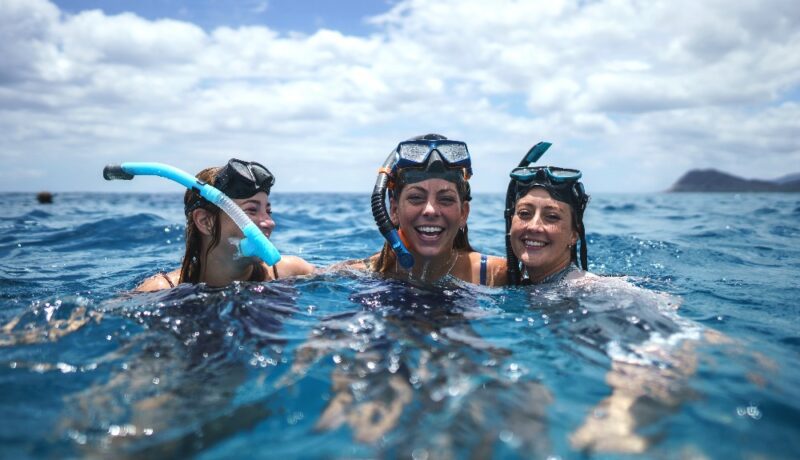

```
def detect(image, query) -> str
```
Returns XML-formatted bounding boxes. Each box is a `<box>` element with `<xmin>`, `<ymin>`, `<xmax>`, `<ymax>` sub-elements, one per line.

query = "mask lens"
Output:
<box><xmin>249</xmin><ymin>162</ymin><xmax>274</xmax><ymax>188</ymax></box>
<box><xmin>397</xmin><ymin>143</ymin><xmax>431</xmax><ymax>163</ymax></box>
<box><xmin>510</xmin><ymin>167</ymin><xmax>539</xmax><ymax>182</ymax></box>
<box><xmin>548</xmin><ymin>167</ymin><xmax>582</xmax><ymax>181</ymax></box>
<box><xmin>435</xmin><ymin>143</ymin><xmax>468</xmax><ymax>162</ymax></box>
<box><xmin>229</xmin><ymin>160</ymin><xmax>256</xmax><ymax>183</ymax></box>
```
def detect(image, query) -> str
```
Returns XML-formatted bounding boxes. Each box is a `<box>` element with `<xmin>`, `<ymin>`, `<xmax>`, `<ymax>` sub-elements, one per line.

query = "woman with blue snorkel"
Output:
<box><xmin>136</xmin><ymin>159</ymin><xmax>314</xmax><ymax>291</ymax></box>
<box><xmin>345</xmin><ymin>134</ymin><xmax>505</xmax><ymax>285</ymax></box>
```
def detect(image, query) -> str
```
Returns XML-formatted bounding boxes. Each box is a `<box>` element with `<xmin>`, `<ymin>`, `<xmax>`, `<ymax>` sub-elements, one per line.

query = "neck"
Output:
<box><xmin>200</xmin><ymin>245</ymin><xmax>256</xmax><ymax>287</ymax></box>
<box><xmin>403</xmin><ymin>250</ymin><xmax>459</xmax><ymax>283</ymax></box>
<box><xmin>525</xmin><ymin>257</ymin><xmax>573</xmax><ymax>284</ymax></box>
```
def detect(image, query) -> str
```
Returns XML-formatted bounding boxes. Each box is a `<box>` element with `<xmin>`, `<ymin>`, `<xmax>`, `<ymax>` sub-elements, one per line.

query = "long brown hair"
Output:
<box><xmin>179</xmin><ymin>167</ymin><xmax>267</xmax><ymax>283</ymax></box>
<box><xmin>373</xmin><ymin>180</ymin><xmax>475</xmax><ymax>274</ymax></box>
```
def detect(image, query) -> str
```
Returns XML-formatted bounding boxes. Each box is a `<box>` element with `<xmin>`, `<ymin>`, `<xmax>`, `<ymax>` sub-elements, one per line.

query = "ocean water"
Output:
<box><xmin>1</xmin><ymin>191</ymin><xmax>798</xmax><ymax>459</ymax></box>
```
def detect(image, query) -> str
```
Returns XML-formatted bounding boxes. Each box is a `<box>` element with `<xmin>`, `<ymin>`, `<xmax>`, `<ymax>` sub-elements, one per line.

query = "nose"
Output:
<box><xmin>526</xmin><ymin>212</ymin><xmax>545</xmax><ymax>231</ymax></box>
<box><xmin>255</xmin><ymin>211</ymin><xmax>275</xmax><ymax>233</ymax></box>
<box><xmin>421</xmin><ymin>199</ymin><xmax>439</xmax><ymax>217</ymax></box>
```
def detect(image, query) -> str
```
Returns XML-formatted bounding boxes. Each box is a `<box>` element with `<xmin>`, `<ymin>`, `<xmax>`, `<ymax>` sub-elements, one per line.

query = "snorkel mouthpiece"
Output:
<box><xmin>103</xmin><ymin>162</ymin><xmax>281</xmax><ymax>266</ymax></box>
<box><xmin>386</xmin><ymin>229</ymin><xmax>415</xmax><ymax>269</ymax></box>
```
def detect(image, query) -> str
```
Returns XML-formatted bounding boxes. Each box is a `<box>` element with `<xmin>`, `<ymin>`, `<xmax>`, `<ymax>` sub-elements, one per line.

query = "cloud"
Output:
<box><xmin>0</xmin><ymin>0</ymin><xmax>798</xmax><ymax>193</ymax></box>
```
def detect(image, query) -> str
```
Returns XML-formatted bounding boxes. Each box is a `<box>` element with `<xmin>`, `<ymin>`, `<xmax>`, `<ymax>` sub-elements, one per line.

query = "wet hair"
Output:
<box><xmin>179</xmin><ymin>166</ymin><xmax>267</xmax><ymax>284</ymax></box>
<box><xmin>373</xmin><ymin>133</ymin><xmax>475</xmax><ymax>274</ymax></box>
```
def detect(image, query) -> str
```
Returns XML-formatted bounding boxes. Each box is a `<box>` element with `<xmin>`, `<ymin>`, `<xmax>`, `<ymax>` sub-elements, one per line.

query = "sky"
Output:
<box><xmin>1</xmin><ymin>0</ymin><xmax>798</xmax><ymax>194</ymax></box>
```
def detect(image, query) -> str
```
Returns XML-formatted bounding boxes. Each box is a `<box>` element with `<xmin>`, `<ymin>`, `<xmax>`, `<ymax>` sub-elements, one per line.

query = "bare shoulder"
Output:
<box><xmin>275</xmin><ymin>256</ymin><xmax>315</xmax><ymax>277</ymax></box>
<box><xmin>135</xmin><ymin>269</ymin><xmax>179</xmax><ymax>292</ymax></box>
<box><xmin>328</xmin><ymin>253</ymin><xmax>378</xmax><ymax>272</ymax></box>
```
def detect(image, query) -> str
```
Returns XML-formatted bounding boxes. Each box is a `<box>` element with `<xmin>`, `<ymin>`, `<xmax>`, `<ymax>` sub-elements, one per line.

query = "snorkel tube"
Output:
<box><xmin>504</xmin><ymin>142</ymin><xmax>552</xmax><ymax>285</ymax></box>
<box><xmin>371</xmin><ymin>152</ymin><xmax>414</xmax><ymax>269</ymax></box>
<box><xmin>103</xmin><ymin>162</ymin><xmax>281</xmax><ymax>266</ymax></box>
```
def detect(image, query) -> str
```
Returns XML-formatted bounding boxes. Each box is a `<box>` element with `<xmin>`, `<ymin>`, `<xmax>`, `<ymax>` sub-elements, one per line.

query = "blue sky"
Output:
<box><xmin>1</xmin><ymin>0</ymin><xmax>798</xmax><ymax>194</ymax></box>
<box><xmin>52</xmin><ymin>0</ymin><xmax>393</xmax><ymax>35</ymax></box>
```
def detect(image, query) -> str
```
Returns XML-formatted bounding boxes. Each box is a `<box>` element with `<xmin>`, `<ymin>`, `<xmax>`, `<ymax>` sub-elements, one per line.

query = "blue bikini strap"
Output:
<box><xmin>480</xmin><ymin>254</ymin><xmax>488</xmax><ymax>285</ymax></box>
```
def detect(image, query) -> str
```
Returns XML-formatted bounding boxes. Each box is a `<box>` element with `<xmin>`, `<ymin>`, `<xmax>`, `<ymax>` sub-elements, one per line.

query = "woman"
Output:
<box><xmin>136</xmin><ymin>159</ymin><xmax>314</xmax><ymax>291</ymax></box>
<box><xmin>347</xmin><ymin>134</ymin><xmax>505</xmax><ymax>285</ymax></box>
<box><xmin>504</xmin><ymin>142</ymin><xmax>591</xmax><ymax>285</ymax></box>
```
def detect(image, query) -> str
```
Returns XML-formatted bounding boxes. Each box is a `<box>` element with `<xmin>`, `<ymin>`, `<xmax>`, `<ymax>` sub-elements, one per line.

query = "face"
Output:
<box><xmin>390</xmin><ymin>178</ymin><xmax>469</xmax><ymax>260</ymax></box>
<box><xmin>510</xmin><ymin>187</ymin><xmax>577</xmax><ymax>277</ymax></box>
<box><xmin>195</xmin><ymin>191</ymin><xmax>275</xmax><ymax>259</ymax></box>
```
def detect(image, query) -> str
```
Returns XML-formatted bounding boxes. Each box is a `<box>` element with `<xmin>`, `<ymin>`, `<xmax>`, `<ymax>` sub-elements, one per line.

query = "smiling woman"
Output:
<box><xmin>505</xmin><ymin>142</ymin><xmax>591</xmax><ymax>285</ymax></box>
<box><xmin>340</xmin><ymin>134</ymin><xmax>505</xmax><ymax>285</ymax></box>
<box><xmin>136</xmin><ymin>158</ymin><xmax>314</xmax><ymax>291</ymax></box>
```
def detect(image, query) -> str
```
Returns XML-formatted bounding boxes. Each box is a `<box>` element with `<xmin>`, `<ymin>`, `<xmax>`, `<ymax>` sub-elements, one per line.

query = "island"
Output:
<box><xmin>668</xmin><ymin>169</ymin><xmax>800</xmax><ymax>192</ymax></box>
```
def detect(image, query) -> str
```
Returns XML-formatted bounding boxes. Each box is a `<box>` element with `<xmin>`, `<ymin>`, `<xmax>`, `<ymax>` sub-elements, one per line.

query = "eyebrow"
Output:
<box><xmin>241</xmin><ymin>199</ymin><xmax>262</xmax><ymax>206</ymax></box>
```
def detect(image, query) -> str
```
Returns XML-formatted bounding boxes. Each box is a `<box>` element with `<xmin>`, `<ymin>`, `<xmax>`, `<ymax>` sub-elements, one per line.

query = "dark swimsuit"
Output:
<box><xmin>524</xmin><ymin>263</ymin><xmax>579</xmax><ymax>285</ymax></box>
<box><xmin>159</xmin><ymin>264</ymin><xmax>278</xmax><ymax>287</ymax></box>
<box><xmin>479</xmin><ymin>254</ymin><xmax>488</xmax><ymax>286</ymax></box>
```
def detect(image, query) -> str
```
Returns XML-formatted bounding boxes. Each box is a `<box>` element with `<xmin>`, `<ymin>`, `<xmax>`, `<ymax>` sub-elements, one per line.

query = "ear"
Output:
<box><xmin>460</xmin><ymin>200</ymin><xmax>470</xmax><ymax>228</ymax></box>
<box><xmin>570</xmin><ymin>229</ymin><xmax>578</xmax><ymax>247</ymax></box>
<box><xmin>389</xmin><ymin>198</ymin><xmax>399</xmax><ymax>226</ymax></box>
<box><xmin>192</xmin><ymin>208</ymin><xmax>215</xmax><ymax>236</ymax></box>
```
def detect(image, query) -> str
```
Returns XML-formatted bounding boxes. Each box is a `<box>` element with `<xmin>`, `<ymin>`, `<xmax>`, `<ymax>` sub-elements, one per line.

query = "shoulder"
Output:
<box><xmin>135</xmin><ymin>269</ymin><xmax>180</xmax><ymax>292</ymax></box>
<box><xmin>328</xmin><ymin>253</ymin><xmax>379</xmax><ymax>272</ymax></box>
<box><xmin>274</xmin><ymin>256</ymin><xmax>315</xmax><ymax>277</ymax></box>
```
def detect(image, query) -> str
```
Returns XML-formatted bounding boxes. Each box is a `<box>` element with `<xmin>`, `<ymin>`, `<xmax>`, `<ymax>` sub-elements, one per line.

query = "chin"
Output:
<box><xmin>412</xmin><ymin>244</ymin><xmax>449</xmax><ymax>259</ymax></box>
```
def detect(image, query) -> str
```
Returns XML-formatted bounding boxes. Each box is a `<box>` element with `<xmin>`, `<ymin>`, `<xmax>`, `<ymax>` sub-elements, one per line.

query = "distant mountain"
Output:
<box><xmin>669</xmin><ymin>169</ymin><xmax>800</xmax><ymax>192</ymax></box>
<box><xmin>774</xmin><ymin>172</ymin><xmax>800</xmax><ymax>184</ymax></box>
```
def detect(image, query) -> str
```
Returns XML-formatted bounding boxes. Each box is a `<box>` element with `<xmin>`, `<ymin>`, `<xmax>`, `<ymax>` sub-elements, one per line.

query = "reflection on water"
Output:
<box><xmin>1</xmin><ymin>192</ymin><xmax>799</xmax><ymax>459</ymax></box>
<box><xmin>1</xmin><ymin>272</ymin><xmax>710</xmax><ymax>459</ymax></box>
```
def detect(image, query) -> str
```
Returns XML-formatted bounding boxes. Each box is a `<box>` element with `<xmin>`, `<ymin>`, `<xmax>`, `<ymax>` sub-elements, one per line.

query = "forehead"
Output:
<box><xmin>400</xmin><ymin>178</ymin><xmax>459</xmax><ymax>195</ymax></box>
<box><xmin>517</xmin><ymin>187</ymin><xmax>570</xmax><ymax>211</ymax></box>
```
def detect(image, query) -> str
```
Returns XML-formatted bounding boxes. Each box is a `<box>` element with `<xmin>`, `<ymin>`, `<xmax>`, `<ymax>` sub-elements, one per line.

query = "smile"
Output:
<box><xmin>416</xmin><ymin>226</ymin><xmax>445</xmax><ymax>238</ymax></box>
<box><xmin>522</xmin><ymin>239</ymin><xmax>547</xmax><ymax>248</ymax></box>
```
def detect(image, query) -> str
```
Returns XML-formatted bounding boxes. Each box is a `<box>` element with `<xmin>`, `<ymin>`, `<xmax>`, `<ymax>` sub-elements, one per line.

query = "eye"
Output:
<box><xmin>438</xmin><ymin>195</ymin><xmax>457</xmax><ymax>205</ymax></box>
<box><xmin>516</xmin><ymin>209</ymin><xmax>532</xmax><ymax>219</ymax></box>
<box><xmin>407</xmin><ymin>194</ymin><xmax>425</xmax><ymax>204</ymax></box>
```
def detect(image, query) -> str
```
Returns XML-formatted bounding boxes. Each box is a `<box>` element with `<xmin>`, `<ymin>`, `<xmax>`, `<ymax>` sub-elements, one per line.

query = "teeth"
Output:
<box><xmin>417</xmin><ymin>226</ymin><xmax>444</xmax><ymax>233</ymax></box>
<box><xmin>523</xmin><ymin>239</ymin><xmax>546</xmax><ymax>247</ymax></box>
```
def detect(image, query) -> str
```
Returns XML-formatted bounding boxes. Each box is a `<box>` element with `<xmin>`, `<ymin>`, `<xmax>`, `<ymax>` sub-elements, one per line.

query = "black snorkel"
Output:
<box><xmin>371</xmin><ymin>151</ymin><xmax>415</xmax><ymax>269</ymax></box>
<box><xmin>505</xmin><ymin>142</ymin><xmax>589</xmax><ymax>285</ymax></box>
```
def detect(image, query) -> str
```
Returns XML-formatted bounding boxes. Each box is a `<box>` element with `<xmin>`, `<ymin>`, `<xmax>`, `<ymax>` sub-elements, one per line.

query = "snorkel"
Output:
<box><xmin>504</xmin><ymin>142</ymin><xmax>589</xmax><ymax>285</ymax></box>
<box><xmin>372</xmin><ymin>152</ymin><xmax>415</xmax><ymax>269</ymax></box>
<box><xmin>103</xmin><ymin>162</ymin><xmax>282</xmax><ymax>266</ymax></box>
<box><xmin>371</xmin><ymin>134</ymin><xmax>473</xmax><ymax>270</ymax></box>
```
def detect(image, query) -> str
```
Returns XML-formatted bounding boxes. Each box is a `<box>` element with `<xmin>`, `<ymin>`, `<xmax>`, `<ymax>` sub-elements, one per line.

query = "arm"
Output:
<box><xmin>274</xmin><ymin>255</ymin><xmax>316</xmax><ymax>277</ymax></box>
<box><xmin>134</xmin><ymin>269</ymin><xmax>179</xmax><ymax>292</ymax></box>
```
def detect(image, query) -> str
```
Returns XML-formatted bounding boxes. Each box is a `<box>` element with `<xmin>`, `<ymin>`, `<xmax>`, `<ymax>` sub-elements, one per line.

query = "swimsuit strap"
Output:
<box><xmin>480</xmin><ymin>254</ymin><xmax>488</xmax><ymax>285</ymax></box>
<box><xmin>160</xmin><ymin>272</ymin><xmax>175</xmax><ymax>288</ymax></box>
<box><xmin>272</xmin><ymin>264</ymin><xmax>279</xmax><ymax>280</ymax></box>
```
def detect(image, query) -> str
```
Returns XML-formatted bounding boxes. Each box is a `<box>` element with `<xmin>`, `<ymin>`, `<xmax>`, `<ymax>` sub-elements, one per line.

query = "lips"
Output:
<box><xmin>415</xmin><ymin>225</ymin><xmax>444</xmax><ymax>240</ymax></box>
<box><xmin>522</xmin><ymin>238</ymin><xmax>548</xmax><ymax>249</ymax></box>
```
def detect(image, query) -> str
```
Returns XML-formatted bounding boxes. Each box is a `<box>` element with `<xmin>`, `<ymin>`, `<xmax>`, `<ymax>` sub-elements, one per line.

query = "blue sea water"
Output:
<box><xmin>1</xmin><ymin>191</ymin><xmax>799</xmax><ymax>459</ymax></box>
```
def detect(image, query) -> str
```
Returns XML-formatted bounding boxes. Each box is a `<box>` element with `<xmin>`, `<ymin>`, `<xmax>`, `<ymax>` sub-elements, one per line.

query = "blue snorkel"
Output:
<box><xmin>103</xmin><ymin>162</ymin><xmax>281</xmax><ymax>266</ymax></box>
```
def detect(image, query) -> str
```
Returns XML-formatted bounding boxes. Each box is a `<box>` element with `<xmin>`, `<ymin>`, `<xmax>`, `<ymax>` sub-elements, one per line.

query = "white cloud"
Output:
<box><xmin>0</xmin><ymin>0</ymin><xmax>798</xmax><ymax>194</ymax></box>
